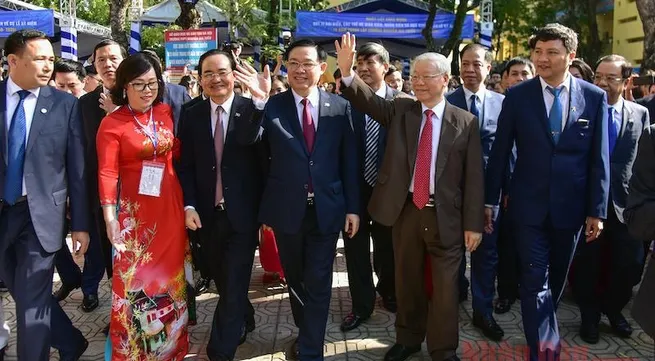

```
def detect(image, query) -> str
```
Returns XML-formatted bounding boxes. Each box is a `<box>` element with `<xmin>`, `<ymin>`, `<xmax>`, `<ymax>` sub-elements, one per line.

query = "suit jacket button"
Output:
<box><xmin>212</xmin><ymin>166</ymin><xmax>216</xmax><ymax>171</ymax></box>
<box><xmin>304</xmin><ymin>184</ymin><xmax>309</xmax><ymax>190</ymax></box>
<box><xmin>309</xmin><ymin>161</ymin><xmax>314</xmax><ymax>166</ymax></box>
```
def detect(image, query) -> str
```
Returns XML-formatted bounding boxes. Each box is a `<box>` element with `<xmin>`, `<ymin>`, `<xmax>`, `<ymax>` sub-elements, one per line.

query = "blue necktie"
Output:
<box><xmin>469</xmin><ymin>94</ymin><xmax>480</xmax><ymax>119</ymax></box>
<box><xmin>608</xmin><ymin>107</ymin><xmax>618</xmax><ymax>154</ymax></box>
<box><xmin>547</xmin><ymin>86</ymin><xmax>563</xmax><ymax>144</ymax></box>
<box><xmin>4</xmin><ymin>90</ymin><xmax>30</xmax><ymax>205</ymax></box>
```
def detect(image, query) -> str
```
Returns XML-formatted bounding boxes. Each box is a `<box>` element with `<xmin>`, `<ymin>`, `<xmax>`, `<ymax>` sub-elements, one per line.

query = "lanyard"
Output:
<box><xmin>128</xmin><ymin>105</ymin><xmax>157</xmax><ymax>159</ymax></box>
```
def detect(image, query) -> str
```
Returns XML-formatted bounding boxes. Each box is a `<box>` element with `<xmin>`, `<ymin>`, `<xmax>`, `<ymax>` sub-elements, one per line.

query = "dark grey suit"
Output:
<box><xmin>0</xmin><ymin>82</ymin><xmax>88</xmax><ymax>360</ymax></box>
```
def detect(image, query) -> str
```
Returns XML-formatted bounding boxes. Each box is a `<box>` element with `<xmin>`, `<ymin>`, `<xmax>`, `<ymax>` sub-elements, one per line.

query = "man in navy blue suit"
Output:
<box><xmin>446</xmin><ymin>43</ymin><xmax>505</xmax><ymax>341</ymax></box>
<box><xmin>484</xmin><ymin>23</ymin><xmax>609</xmax><ymax>361</ymax></box>
<box><xmin>237</xmin><ymin>39</ymin><xmax>360</xmax><ymax>361</ymax></box>
<box><xmin>572</xmin><ymin>54</ymin><xmax>649</xmax><ymax>343</ymax></box>
<box><xmin>0</xmin><ymin>30</ymin><xmax>90</xmax><ymax>361</ymax></box>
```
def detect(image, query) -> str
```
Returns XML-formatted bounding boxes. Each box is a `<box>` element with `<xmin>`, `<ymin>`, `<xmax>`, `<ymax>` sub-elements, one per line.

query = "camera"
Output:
<box><xmin>633</xmin><ymin>75</ymin><xmax>655</xmax><ymax>86</ymax></box>
<box><xmin>221</xmin><ymin>41</ymin><xmax>242</xmax><ymax>52</ymax></box>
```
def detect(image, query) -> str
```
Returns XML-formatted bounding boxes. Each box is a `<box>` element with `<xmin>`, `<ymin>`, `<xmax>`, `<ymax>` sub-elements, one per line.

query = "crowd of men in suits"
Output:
<box><xmin>2</xmin><ymin>21</ymin><xmax>655</xmax><ymax>361</ymax></box>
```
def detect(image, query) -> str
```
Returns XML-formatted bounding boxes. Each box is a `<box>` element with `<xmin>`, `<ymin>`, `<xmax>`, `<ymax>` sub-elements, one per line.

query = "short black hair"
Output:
<box><xmin>54</xmin><ymin>59</ymin><xmax>86</xmax><ymax>81</ymax></box>
<box><xmin>84</xmin><ymin>64</ymin><xmax>98</xmax><ymax>76</ymax></box>
<box><xmin>385</xmin><ymin>65</ymin><xmax>400</xmax><ymax>78</ymax></box>
<box><xmin>595</xmin><ymin>54</ymin><xmax>633</xmax><ymax>79</ymax></box>
<box><xmin>179</xmin><ymin>74</ymin><xmax>196</xmax><ymax>88</ymax></box>
<box><xmin>571</xmin><ymin>58</ymin><xmax>594</xmax><ymax>82</ymax></box>
<box><xmin>503</xmin><ymin>57</ymin><xmax>535</xmax><ymax>76</ymax></box>
<box><xmin>460</xmin><ymin>43</ymin><xmax>494</xmax><ymax>64</ymax></box>
<box><xmin>197</xmin><ymin>49</ymin><xmax>235</xmax><ymax>75</ymax></box>
<box><xmin>92</xmin><ymin>39</ymin><xmax>127</xmax><ymax>62</ymax></box>
<box><xmin>529</xmin><ymin>23</ymin><xmax>578</xmax><ymax>54</ymax></box>
<box><xmin>284</xmin><ymin>39</ymin><xmax>327</xmax><ymax>63</ymax></box>
<box><xmin>357</xmin><ymin>42</ymin><xmax>389</xmax><ymax>64</ymax></box>
<box><xmin>4</xmin><ymin>29</ymin><xmax>49</xmax><ymax>56</ymax></box>
<box><xmin>111</xmin><ymin>53</ymin><xmax>164</xmax><ymax>106</ymax></box>
<box><xmin>333</xmin><ymin>68</ymin><xmax>342</xmax><ymax>80</ymax></box>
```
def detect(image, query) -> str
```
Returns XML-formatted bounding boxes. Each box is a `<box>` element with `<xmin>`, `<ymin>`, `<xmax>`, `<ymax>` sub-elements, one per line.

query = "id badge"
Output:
<box><xmin>138</xmin><ymin>161</ymin><xmax>165</xmax><ymax>197</ymax></box>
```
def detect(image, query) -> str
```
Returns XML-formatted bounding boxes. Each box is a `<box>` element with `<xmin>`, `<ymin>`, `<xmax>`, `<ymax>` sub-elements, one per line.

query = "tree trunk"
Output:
<box><xmin>268</xmin><ymin>0</ymin><xmax>280</xmax><ymax>45</ymax></box>
<box><xmin>422</xmin><ymin>0</ymin><xmax>439</xmax><ymax>51</ymax></box>
<box><xmin>636</xmin><ymin>0</ymin><xmax>655</xmax><ymax>71</ymax></box>
<box><xmin>584</xmin><ymin>0</ymin><xmax>602</xmax><ymax>64</ymax></box>
<box><xmin>109</xmin><ymin>0</ymin><xmax>129</xmax><ymax>50</ymax></box>
<box><xmin>451</xmin><ymin>39</ymin><xmax>462</xmax><ymax>76</ymax></box>
<box><xmin>494</xmin><ymin>18</ymin><xmax>505</xmax><ymax>59</ymax></box>
<box><xmin>439</xmin><ymin>0</ymin><xmax>470</xmax><ymax>57</ymax></box>
<box><xmin>175</xmin><ymin>0</ymin><xmax>202</xmax><ymax>30</ymax></box>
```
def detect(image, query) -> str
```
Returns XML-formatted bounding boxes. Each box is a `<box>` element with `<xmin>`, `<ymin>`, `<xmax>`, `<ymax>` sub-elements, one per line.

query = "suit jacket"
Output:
<box><xmin>631</xmin><ymin>255</ymin><xmax>655</xmax><ymax>338</ymax></box>
<box><xmin>609</xmin><ymin>100</ymin><xmax>649</xmax><ymax>221</ymax></box>
<box><xmin>79</xmin><ymin>86</ymin><xmax>104</xmax><ymax>213</ymax></box>
<box><xmin>446</xmin><ymin>87</ymin><xmax>504</xmax><ymax>169</ymax></box>
<box><xmin>0</xmin><ymin>83</ymin><xmax>88</xmax><ymax>252</ymax></box>
<box><xmin>485</xmin><ymin>76</ymin><xmax>610</xmax><ymax>229</ymax></box>
<box><xmin>341</xmin><ymin>75</ymin><xmax>485</xmax><ymax>241</ymax></box>
<box><xmin>177</xmin><ymin>95</ymin><xmax>264</xmax><ymax>234</ymax></box>
<box><xmin>625</xmin><ymin>124</ymin><xmax>655</xmax><ymax>240</ymax></box>
<box><xmin>240</xmin><ymin>89</ymin><xmax>359</xmax><ymax>235</ymax></box>
<box><xmin>163</xmin><ymin>82</ymin><xmax>192</xmax><ymax>135</ymax></box>
<box><xmin>636</xmin><ymin>94</ymin><xmax>655</xmax><ymax>125</ymax></box>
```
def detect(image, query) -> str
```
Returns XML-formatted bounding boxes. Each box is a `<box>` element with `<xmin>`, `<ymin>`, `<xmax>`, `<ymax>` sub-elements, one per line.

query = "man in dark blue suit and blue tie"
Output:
<box><xmin>237</xmin><ymin>39</ymin><xmax>360</xmax><ymax>361</ymax></box>
<box><xmin>572</xmin><ymin>54</ymin><xmax>650</xmax><ymax>343</ymax></box>
<box><xmin>446</xmin><ymin>43</ymin><xmax>505</xmax><ymax>341</ymax></box>
<box><xmin>484</xmin><ymin>24</ymin><xmax>610</xmax><ymax>361</ymax></box>
<box><xmin>0</xmin><ymin>30</ymin><xmax>90</xmax><ymax>361</ymax></box>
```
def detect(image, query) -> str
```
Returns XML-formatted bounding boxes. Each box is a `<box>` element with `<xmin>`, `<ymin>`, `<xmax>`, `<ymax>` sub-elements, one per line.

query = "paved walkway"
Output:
<box><xmin>1</xmin><ymin>240</ymin><xmax>653</xmax><ymax>360</ymax></box>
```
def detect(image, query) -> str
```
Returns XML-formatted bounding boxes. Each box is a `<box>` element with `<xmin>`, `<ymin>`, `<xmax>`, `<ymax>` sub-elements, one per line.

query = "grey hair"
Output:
<box><xmin>412</xmin><ymin>52</ymin><xmax>451</xmax><ymax>76</ymax></box>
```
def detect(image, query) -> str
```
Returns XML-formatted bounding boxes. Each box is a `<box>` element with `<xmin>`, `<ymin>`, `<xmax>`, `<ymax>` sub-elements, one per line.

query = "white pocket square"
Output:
<box><xmin>577</xmin><ymin>118</ymin><xmax>589</xmax><ymax>125</ymax></box>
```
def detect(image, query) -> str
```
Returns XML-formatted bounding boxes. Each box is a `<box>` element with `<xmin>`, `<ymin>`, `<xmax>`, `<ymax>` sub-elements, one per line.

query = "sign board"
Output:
<box><xmin>0</xmin><ymin>10</ymin><xmax>54</xmax><ymax>38</ymax></box>
<box><xmin>164</xmin><ymin>28</ymin><xmax>218</xmax><ymax>70</ymax></box>
<box><xmin>296</xmin><ymin>12</ymin><xmax>475</xmax><ymax>40</ymax></box>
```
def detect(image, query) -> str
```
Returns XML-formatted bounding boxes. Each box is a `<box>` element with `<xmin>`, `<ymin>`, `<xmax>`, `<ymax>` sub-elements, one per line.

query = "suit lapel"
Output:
<box><xmin>0</xmin><ymin>81</ymin><xmax>6</xmax><ymax>165</ymax></box>
<box><xmin>26</xmin><ymin>86</ymin><xmax>54</xmax><ymax>157</ymax></box>
<box><xmin>617</xmin><ymin>102</ymin><xmax>634</xmax><ymax>150</ymax></box>
<box><xmin>313</xmin><ymin>90</ymin><xmax>330</xmax><ymax>155</ymax></box>
<box><xmin>283</xmin><ymin>91</ymin><xmax>308</xmax><ymax>156</ymax></box>
<box><xmin>567</xmin><ymin>77</ymin><xmax>585</xmax><ymax>129</ymax></box>
<box><xmin>405</xmin><ymin>101</ymin><xmax>423</xmax><ymax>176</ymax></box>
<box><xmin>225</xmin><ymin>95</ymin><xmax>242</xmax><ymax>146</ymax></box>
<box><xmin>531</xmin><ymin>78</ymin><xmax>554</xmax><ymax>146</ymax></box>
<box><xmin>451</xmin><ymin>87</ymin><xmax>468</xmax><ymax>111</ymax></box>
<box><xmin>435</xmin><ymin>103</ymin><xmax>458</xmax><ymax>183</ymax></box>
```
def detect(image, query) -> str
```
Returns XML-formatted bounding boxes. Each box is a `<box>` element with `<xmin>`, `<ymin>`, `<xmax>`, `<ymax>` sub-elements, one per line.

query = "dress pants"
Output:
<box><xmin>205</xmin><ymin>208</ymin><xmax>258</xmax><ymax>360</ymax></box>
<box><xmin>514</xmin><ymin>219</ymin><xmax>581</xmax><ymax>361</ymax></box>
<box><xmin>275</xmin><ymin>206</ymin><xmax>339</xmax><ymax>361</ymax></box>
<box><xmin>344</xmin><ymin>183</ymin><xmax>394</xmax><ymax>317</ymax></box>
<box><xmin>496</xmin><ymin>211</ymin><xmax>520</xmax><ymax>300</ymax></box>
<box><xmin>55</xmin><ymin>216</ymin><xmax>105</xmax><ymax>296</ymax></box>
<box><xmin>0</xmin><ymin>202</ymin><xmax>85</xmax><ymax>361</ymax></box>
<box><xmin>464</xmin><ymin>211</ymin><xmax>500</xmax><ymax>316</ymax></box>
<box><xmin>393</xmin><ymin>199</ymin><xmax>460</xmax><ymax>361</ymax></box>
<box><xmin>573</xmin><ymin>203</ymin><xmax>644</xmax><ymax>321</ymax></box>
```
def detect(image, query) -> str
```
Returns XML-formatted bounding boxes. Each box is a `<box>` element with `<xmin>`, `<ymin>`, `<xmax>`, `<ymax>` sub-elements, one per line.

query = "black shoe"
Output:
<box><xmin>59</xmin><ymin>337</ymin><xmax>88</xmax><ymax>361</ymax></box>
<box><xmin>102</xmin><ymin>323</ymin><xmax>110</xmax><ymax>336</ymax></box>
<box><xmin>493</xmin><ymin>298</ymin><xmax>514</xmax><ymax>314</ymax></box>
<box><xmin>608</xmin><ymin>313</ymin><xmax>633</xmax><ymax>338</ymax></box>
<box><xmin>238</xmin><ymin>324</ymin><xmax>248</xmax><ymax>345</ymax></box>
<box><xmin>382</xmin><ymin>296</ymin><xmax>397</xmax><ymax>313</ymax></box>
<box><xmin>245</xmin><ymin>314</ymin><xmax>256</xmax><ymax>333</ymax></box>
<box><xmin>0</xmin><ymin>281</ymin><xmax>7</xmax><ymax>292</ymax></box>
<box><xmin>340</xmin><ymin>312</ymin><xmax>368</xmax><ymax>332</ymax></box>
<box><xmin>195</xmin><ymin>277</ymin><xmax>210</xmax><ymax>294</ymax></box>
<box><xmin>384</xmin><ymin>344</ymin><xmax>421</xmax><ymax>361</ymax></box>
<box><xmin>285</xmin><ymin>338</ymin><xmax>299</xmax><ymax>360</ymax></box>
<box><xmin>0</xmin><ymin>346</ymin><xmax>5</xmax><ymax>361</ymax></box>
<box><xmin>458</xmin><ymin>291</ymin><xmax>468</xmax><ymax>303</ymax></box>
<box><xmin>53</xmin><ymin>282</ymin><xmax>80</xmax><ymax>302</ymax></box>
<box><xmin>238</xmin><ymin>315</ymin><xmax>256</xmax><ymax>345</ymax></box>
<box><xmin>579</xmin><ymin>320</ymin><xmax>600</xmax><ymax>344</ymax></box>
<box><xmin>472</xmin><ymin>312</ymin><xmax>504</xmax><ymax>341</ymax></box>
<box><xmin>81</xmin><ymin>293</ymin><xmax>99</xmax><ymax>312</ymax></box>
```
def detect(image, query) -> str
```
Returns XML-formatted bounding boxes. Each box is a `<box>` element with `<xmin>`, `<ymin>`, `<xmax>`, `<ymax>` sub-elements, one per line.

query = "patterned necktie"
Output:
<box><xmin>547</xmin><ymin>86</ymin><xmax>564</xmax><ymax>144</ymax></box>
<box><xmin>214</xmin><ymin>106</ymin><xmax>224</xmax><ymax>206</ymax></box>
<box><xmin>413</xmin><ymin>109</ymin><xmax>434</xmax><ymax>209</ymax></box>
<box><xmin>364</xmin><ymin>115</ymin><xmax>380</xmax><ymax>186</ymax></box>
<box><xmin>608</xmin><ymin>107</ymin><xmax>618</xmax><ymax>155</ymax></box>
<box><xmin>470</xmin><ymin>94</ymin><xmax>480</xmax><ymax>117</ymax></box>
<box><xmin>4</xmin><ymin>90</ymin><xmax>30</xmax><ymax>205</ymax></box>
<box><xmin>301</xmin><ymin>98</ymin><xmax>315</xmax><ymax>192</ymax></box>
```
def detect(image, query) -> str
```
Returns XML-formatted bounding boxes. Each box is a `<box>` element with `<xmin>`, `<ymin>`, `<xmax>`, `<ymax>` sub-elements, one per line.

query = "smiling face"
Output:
<box><xmin>411</xmin><ymin>60</ymin><xmax>449</xmax><ymax>107</ymax></box>
<box><xmin>356</xmin><ymin>54</ymin><xmax>388</xmax><ymax>90</ymax></box>
<box><xmin>200</xmin><ymin>53</ymin><xmax>234</xmax><ymax>103</ymax></box>
<box><xmin>8</xmin><ymin>38</ymin><xmax>55</xmax><ymax>89</ymax></box>
<box><xmin>531</xmin><ymin>39</ymin><xmax>575</xmax><ymax>85</ymax></box>
<box><xmin>286</xmin><ymin>45</ymin><xmax>327</xmax><ymax>97</ymax></box>
<box><xmin>125</xmin><ymin>68</ymin><xmax>158</xmax><ymax>112</ymax></box>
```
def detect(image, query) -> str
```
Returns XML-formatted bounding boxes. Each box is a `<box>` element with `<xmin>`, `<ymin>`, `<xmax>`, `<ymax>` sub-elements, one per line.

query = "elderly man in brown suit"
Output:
<box><xmin>336</xmin><ymin>33</ymin><xmax>485</xmax><ymax>361</ymax></box>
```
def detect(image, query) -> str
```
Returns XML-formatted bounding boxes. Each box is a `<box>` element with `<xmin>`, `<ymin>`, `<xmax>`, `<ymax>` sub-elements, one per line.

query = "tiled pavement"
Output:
<box><xmin>1</xmin><ymin>240</ymin><xmax>654</xmax><ymax>360</ymax></box>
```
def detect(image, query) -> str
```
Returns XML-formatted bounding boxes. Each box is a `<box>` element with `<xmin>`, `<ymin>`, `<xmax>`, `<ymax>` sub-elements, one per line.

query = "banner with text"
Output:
<box><xmin>296</xmin><ymin>12</ymin><xmax>474</xmax><ymax>39</ymax></box>
<box><xmin>0</xmin><ymin>10</ymin><xmax>54</xmax><ymax>38</ymax></box>
<box><xmin>164</xmin><ymin>28</ymin><xmax>218</xmax><ymax>70</ymax></box>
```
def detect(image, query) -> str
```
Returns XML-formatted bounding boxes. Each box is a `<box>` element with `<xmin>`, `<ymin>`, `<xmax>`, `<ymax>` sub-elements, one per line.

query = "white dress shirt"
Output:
<box><xmin>539</xmin><ymin>74</ymin><xmax>571</xmax><ymax>130</ymax></box>
<box><xmin>210</xmin><ymin>92</ymin><xmax>234</xmax><ymax>142</ymax></box>
<box><xmin>408</xmin><ymin>100</ymin><xmax>445</xmax><ymax>196</ymax></box>
<box><xmin>291</xmin><ymin>88</ymin><xmax>320</xmax><ymax>130</ymax></box>
<box><xmin>5</xmin><ymin>76</ymin><xmax>40</xmax><ymax>196</ymax></box>
<box><xmin>463</xmin><ymin>86</ymin><xmax>486</xmax><ymax>119</ymax></box>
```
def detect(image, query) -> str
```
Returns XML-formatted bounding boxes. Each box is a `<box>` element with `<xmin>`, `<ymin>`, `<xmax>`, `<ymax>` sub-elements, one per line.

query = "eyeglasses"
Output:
<box><xmin>202</xmin><ymin>71</ymin><xmax>232</xmax><ymax>80</ymax></box>
<box><xmin>593</xmin><ymin>74</ymin><xmax>624</xmax><ymax>84</ymax></box>
<box><xmin>129</xmin><ymin>81</ymin><xmax>159</xmax><ymax>92</ymax></box>
<box><xmin>286</xmin><ymin>61</ymin><xmax>320</xmax><ymax>71</ymax></box>
<box><xmin>410</xmin><ymin>73</ymin><xmax>444</xmax><ymax>83</ymax></box>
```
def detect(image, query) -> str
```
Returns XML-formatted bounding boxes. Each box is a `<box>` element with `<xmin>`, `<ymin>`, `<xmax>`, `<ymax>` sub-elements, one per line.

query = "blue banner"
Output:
<box><xmin>0</xmin><ymin>10</ymin><xmax>54</xmax><ymax>38</ymax></box>
<box><xmin>296</xmin><ymin>12</ymin><xmax>474</xmax><ymax>40</ymax></box>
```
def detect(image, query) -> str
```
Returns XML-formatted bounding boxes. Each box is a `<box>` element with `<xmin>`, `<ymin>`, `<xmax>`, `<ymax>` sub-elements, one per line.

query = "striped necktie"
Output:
<box><xmin>364</xmin><ymin>115</ymin><xmax>380</xmax><ymax>186</ymax></box>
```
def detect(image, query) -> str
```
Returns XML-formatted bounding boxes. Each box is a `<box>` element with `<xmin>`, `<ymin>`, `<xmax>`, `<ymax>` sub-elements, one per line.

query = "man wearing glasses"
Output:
<box><xmin>571</xmin><ymin>54</ymin><xmax>649</xmax><ymax>343</ymax></box>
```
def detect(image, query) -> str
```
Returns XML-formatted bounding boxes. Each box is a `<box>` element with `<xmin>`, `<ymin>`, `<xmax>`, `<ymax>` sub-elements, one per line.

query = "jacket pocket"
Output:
<box><xmin>330</xmin><ymin>181</ymin><xmax>343</xmax><ymax>195</ymax></box>
<box><xmin>53</xmin><ymin>189</ymin><xmax>67</xmax><ymax>205</ymax></box>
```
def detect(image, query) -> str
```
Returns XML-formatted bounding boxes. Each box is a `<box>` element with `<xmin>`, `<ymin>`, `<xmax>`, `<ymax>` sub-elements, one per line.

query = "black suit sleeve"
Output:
<box><xmin>67</xmin><ymin>97</ymin><xmax>90</xmax><ymax>232</ymax></box>
<box><xmin>177</xmin><ymin>106</ymin><xmax>197</xmax><ymax>209</ymax></box>
<box><xmin>340</xmin><ymin>102</ymin><xmax>360</xmax><ymax>215</ymax></box>
<box><xmin>626</xmin><ymin>125</ymin><xmax>655</xmax><ymax>240</ymax></box>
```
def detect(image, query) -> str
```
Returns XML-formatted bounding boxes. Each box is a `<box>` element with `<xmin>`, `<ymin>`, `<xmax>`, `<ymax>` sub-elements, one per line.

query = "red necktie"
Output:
<box><xmin>301</xmin><ymin>98</ymin><xmax>315</xmax><ymax>192</ymax></box>
<box><xmin>214</xmin><ymin>106</ymin><xmax>224</xmax><ymax>206</ymax></box>
<box><xmin>413</xmin><ymin>109</ymin><xmax>433</xmax><ymax>209</ymax></box>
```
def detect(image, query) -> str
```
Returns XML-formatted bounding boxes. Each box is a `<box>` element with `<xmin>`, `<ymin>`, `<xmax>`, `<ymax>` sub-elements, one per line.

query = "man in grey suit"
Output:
<box><xmin>572</xmin><ymin>54</ymin><xmax>650</xmax><ymax>343</ymax></box>
<box><xmin>446</xmin><ymin>43</ymin><xmax>505</xmax><ymax>341</ymax></box>
<box><xmin>0</xmin><ymin>30</ymin><xmax>90</xmax><ymax>361</ymax></box>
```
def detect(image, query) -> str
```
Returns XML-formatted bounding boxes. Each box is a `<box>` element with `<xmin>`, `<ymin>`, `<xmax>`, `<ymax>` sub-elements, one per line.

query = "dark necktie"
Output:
<box><xmin>301</xmin><ymin>98</ymin><xmax>315</xmax><ymax>192</ymax></box>
<box><xmin>364</xmin><ymin>115</ymin><xmax>380</xmax><ymax>186</ymax></box>
<box><xmin>470</xmin><ymin>94</ymin><xmax>480</xmax><ymax>117</ymax></box>
<box><xmin>4</xmin><ymin>90</ymin><xmax>30</xmax><ymax>205</ymax></box>
<box><xmin>413</xmin><ymin>109</ymin><xmax>434</xmax><ymax>209</ymax></box>
<box><xmin>608</xmin><ymin>107</ymin><xmax>618</xmax><ymax>155</ymax></box>
<box><xmin>547</xmin><ymin>86</ymin><xmax>564</xmax><ymax>144</ymax></box>
<box><xmin>214</xmin><ymin>106</ymin><xmax>224</xmax><ymax>206</ymax></box>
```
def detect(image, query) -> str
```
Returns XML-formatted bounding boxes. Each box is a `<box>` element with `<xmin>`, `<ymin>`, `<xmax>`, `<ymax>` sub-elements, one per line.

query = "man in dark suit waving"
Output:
<box><xmin>484</xmin><ymin>24</ymin><xmax>609</xmax><ymax>361</ymax></box>
<box><xmin>0</xmin><ymin>30</ymin><xmax>90</xmax><ymax>361</ymax></box>
<box><xmin>177</xmin><ymin>49</ymin><xmax>263</xmax><ymax>361</ymax></box>
<box><xmin>238</xmin><ymin>39</ymin><xmax>360</xmax><ymax>361</ymax></box>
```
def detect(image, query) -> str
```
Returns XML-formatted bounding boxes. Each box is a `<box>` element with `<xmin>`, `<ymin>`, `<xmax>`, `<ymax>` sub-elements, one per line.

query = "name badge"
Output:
<box><xmin>138</xmin><ymin>161</ymin><xmax>165</xmax><ymax>197</ymax></box>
